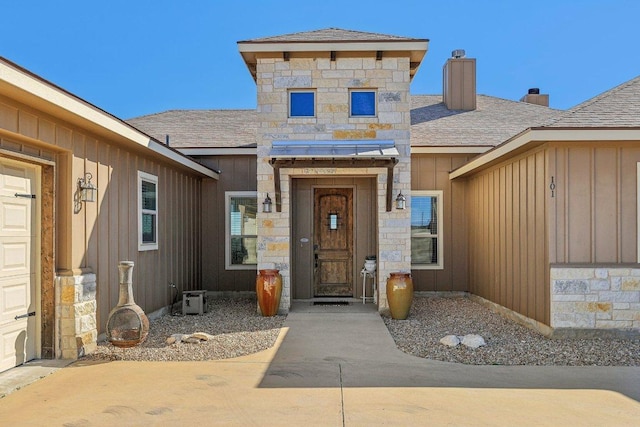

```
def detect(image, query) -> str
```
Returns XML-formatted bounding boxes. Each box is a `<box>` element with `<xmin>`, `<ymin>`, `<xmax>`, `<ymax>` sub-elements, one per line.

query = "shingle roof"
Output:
<box><xmin>127</xmin><ymin>110</ymin><xmax>257</xmax><ymax>149</ymax></box>
<box><xmin>411</xmin><ymin>95</ymin><xmax>562</xmax><ymax>147</ymax></box>
<box><xmin>544</xmin><ymin>75</ymin><xmax>640</xmax><ymax>127</ymax></box>
<box><xmin>239</xmin><ymin>28</ymin><xmax>426</xmax><ymax>43</ymax></box>
<box><xmin>127</xmin><ymin>76</ymin><xmax>639</xmax><ymax>152</ymax></box>
<box><xmin>128</xmin><ymin>96</ymin><xmax>560</xmax><ymax>150</ymax></box>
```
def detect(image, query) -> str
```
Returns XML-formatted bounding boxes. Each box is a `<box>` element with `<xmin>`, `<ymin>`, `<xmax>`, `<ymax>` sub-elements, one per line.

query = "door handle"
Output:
<box><xmin>314</xmin><ymin>253</ymin><xmax>318</xmax><ymax>268</ymax></box>
<box><xmin>15</xmin><ymin>311</ymin><xmax>35</xmax><ymax>320</ymax></box>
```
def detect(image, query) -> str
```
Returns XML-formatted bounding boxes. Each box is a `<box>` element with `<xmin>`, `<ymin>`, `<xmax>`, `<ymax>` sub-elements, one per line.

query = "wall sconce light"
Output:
<box><xmin>395</xmin><ymin>191</ymin><xmax>406</xmax><ymax>210</ymax></box>
<box><xmin>78</xmin><ymin>172</ymin><xmax>98</xmax><ymax>203</ymax></box>
<box><xmin>262</xmin><ymin>193</ymin><xmax>273</xmax><ymax>213</ymax></box>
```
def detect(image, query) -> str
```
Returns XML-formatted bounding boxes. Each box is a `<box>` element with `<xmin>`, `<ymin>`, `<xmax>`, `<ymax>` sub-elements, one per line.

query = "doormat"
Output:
<box><xmin>312</xmin><ymin>301</ymin><xmax>351</xmax><ymax>306</ymax></box>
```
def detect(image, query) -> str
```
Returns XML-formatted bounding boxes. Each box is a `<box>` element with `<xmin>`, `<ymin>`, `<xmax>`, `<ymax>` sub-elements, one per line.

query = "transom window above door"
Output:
<box><xmin>289</xmin><ymin>90</ymin><xmax>316</xmax><ymax>117</ymax></box>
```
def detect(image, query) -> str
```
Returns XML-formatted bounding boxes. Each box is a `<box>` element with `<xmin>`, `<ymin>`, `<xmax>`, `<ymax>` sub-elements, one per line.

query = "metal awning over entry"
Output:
<box><xmin>269</xmin><ymin>140</ymin><xmax>399</xmax><ymax>212</ymax></box>
<box><xmin>270</xmin><ymin>140</ymin><xmax>399</xmax><ymax>158</ymax></box>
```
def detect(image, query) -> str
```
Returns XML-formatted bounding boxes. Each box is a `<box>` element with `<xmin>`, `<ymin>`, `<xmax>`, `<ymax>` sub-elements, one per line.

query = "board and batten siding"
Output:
<box><xmin>465</xmin><ymin>148</ymin><xmax>550</xmax><ymax>325</ymax></box>
<box><xmin>199</xmin><ymin>156</ymin><xmax>257</xmax><ymax>292</ymax></box>
<box><xmin>87</xmin><ymin>147</ymin><xmax>203</xmax><ymax>333</ymax></box>
<box><xmin>548</xmin><ymin>143</ymin><xmax>640</xmax><ymax>264</ymax></box>
<box><xmin>411</xmin><ymin>154</ymin><xmax>473</xmax><ymax>292</ymax></box>
<box><xmin>0</xmin><ymin>97</ymin><xmax>204</xmax><ymax>335</ymax></box>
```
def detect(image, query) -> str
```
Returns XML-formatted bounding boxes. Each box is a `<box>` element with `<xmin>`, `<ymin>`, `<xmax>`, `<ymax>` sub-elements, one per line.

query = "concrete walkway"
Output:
<box><xmin>1</xmin><ymin>303</ymin><xmax>639</xmax><ymax>426</ymax></box>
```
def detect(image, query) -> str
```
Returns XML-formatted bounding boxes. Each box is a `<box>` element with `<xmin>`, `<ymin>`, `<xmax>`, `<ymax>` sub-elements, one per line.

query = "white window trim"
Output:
<box><xmin>288</xmin><ymin>89</ymin><xmax>316</xmax><ymax>118</ymax></box>
<box><xmin>138</xmin><ymin>171</ymin><xmax>158</xmax><ymax>251</ymax></box>
<box><xmin>349</xmin><ymin>88</ymin><xmax>377</xmax><ymax>118</ymax></box>
<box><xmin>225</xmin><ymin>191</ymin><xmax>258</xmax><ymax>270</ymax></box>
<box><xmin>411</xmin><ymin>190</ymin><xmax>444</xmax><ymax>270</ymax></box>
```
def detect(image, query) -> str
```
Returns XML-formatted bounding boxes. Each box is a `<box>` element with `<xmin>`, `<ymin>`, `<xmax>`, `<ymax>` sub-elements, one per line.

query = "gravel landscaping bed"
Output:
<box><xmin>383</xmin><ymin>296</ymin><xmax>640</xmax><ymax>366</ymax></box>
<box><xmin>84</xmin><ymin>296</ymin><xmax>639</xmax><ymax>366</ymax></box>
<box><xmin>83</xmin><ymin>298</ymin><xmax>285</xmax><ymax>362</ymax></box>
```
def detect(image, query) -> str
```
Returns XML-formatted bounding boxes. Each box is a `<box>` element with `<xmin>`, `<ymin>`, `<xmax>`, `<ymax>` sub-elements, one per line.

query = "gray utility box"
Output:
<box><xmin>182</xmin><ymin>290</ymin><xmax>207</xmax><ymax>315</ymax></box>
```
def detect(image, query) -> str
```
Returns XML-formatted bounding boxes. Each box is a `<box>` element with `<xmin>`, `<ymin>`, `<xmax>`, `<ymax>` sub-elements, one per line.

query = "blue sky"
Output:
<box><xmin>2</xmin><ymin>1</ymin><xmax>638</xmax><ymax>118</ymax></box>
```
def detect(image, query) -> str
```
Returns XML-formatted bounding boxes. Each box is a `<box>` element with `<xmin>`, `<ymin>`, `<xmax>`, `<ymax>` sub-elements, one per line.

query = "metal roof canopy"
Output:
<box><xmin>269</xmin><ymin>140</ymin><xmax>399</xmax><ymax>212</ymax></box>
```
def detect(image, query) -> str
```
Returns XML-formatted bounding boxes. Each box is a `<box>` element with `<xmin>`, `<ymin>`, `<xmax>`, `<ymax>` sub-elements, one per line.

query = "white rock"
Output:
<box><xmin>440</xmin><ymin>335</ymin><xmax>461</xmax><ymax>347</ymax></box>
<box><xmin>167</xmin><ymin>333</ymin><xmax>188</xmax><ymax>344</ymax></box>
<box><xmin>190</xmin><ymin>332</ymin><xmax>215</xmax><ymax>341</ymax></box>
<box><xmin>461</xmin><ymin>334</ymin><xmax>486</xmax><ymax>349</ymax></box>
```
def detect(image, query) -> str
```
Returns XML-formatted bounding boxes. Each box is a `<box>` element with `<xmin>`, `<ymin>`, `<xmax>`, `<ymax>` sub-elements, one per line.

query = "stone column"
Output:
<box><xmin>55</xmin><ymin>271</ymin><xmax>97</xmax><ymax>359</ymax></box>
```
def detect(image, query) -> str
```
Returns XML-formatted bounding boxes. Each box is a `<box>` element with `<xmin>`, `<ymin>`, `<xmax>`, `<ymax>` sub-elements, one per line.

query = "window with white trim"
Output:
<box><xmin>226</xmin><ymin>192</ymin><xmax>258</xmax><ymax>270</ymax></box>
<box><xmin>350</xmin><ymin>89</ymin><xmax>377</xmax><ymax>117</ymax></box>
<box><xmin>289</xmin><ymin>90</ymin><xmax>316</xmax><ymax>117</ymax></box>
<box><xmin>411</xmin><ymin>190</ymin><xmax>443</xmax><ymax>269</ymax></box>
<box><xmin>138</xmin><ymin>171</ymin><xmax>158</xmax><ymax>251</ymax></box>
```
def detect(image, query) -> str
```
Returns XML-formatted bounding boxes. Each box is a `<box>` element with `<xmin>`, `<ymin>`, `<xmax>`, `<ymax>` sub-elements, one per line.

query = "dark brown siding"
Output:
<box><xmin>199</xmin><ymin>156</ymin><xmax>257</xmax><ymax>292</ymax></box>
<box><xmin>466</xmin><ymin>148</ymin><xmax>549</xmax><ymax>324</ymax></box>
<box><xmin>411</xmin><ymin>154</ymin><xmax>474</xmax><ymax>292</ymax></box>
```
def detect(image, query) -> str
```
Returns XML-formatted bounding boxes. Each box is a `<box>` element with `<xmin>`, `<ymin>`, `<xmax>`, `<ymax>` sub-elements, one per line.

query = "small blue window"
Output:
<box><xmin>350</xmin><ymin>90</ymin><xmax>376</xmax><ymax>116</ymax></box>
<box><xmin>290</xmin><ymin>91</ymin><xmax>315</xmax><ymax>117</ymax></box>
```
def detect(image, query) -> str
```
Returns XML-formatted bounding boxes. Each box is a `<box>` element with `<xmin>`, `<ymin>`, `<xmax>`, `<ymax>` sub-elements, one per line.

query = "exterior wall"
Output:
<box><xmin>411</xmin><ymin>154</ymin><xmax>474</xmax><ymax>291</ymax></box>
<box><xmin>465</xmin><ymin>147</ymin><xmax>550</xmax><ymax>325</ymax></box>
<box><xmin>198</xmin><ymin>155</ymin><xmax>257</xmax><ymax>292</ymax></box>
<box><xmin>83</xmin><ymin>148</ymin><xmax>202</xmax><ymax>334</ymax></box>
<box><xmin>547</xmin><ymin>143</ymin><xmax>640</xmax><ymax>333</ymax></box>
<box><xmin>255</xmin><ymin>54</ymin><xmax>412</xmax><ymax>312</ymax></box>
<box><xmin>548</xmin><ymin>143</ymin><xmax>640</xmax><ymax>264</ymax></box>
<box><xmin>551</xmin><ymin>267</ymin><xmax>640</xmax><ymax>330</ymax></box>
<box><xmin>0</xmin><ymin>95</ymin><xmax>204</xmax><ymax>358</ymax></box>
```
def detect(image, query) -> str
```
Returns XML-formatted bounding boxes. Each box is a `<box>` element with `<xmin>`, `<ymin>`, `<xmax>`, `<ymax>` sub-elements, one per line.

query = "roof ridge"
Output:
<box><xmin>545</xmin><ymin>74</ymin><xmax>640</xmax><ymax>126</ymax></box>
<box><xmin>411</xmin><ymin>93</ymin><xmax>562</xmax><ymax>111</ymax></box>
<box><xmin>127</xmin><ymin>108</ymin><xmax>256</xmax><ymax>119</ymax></box>
<box><xmin>477</xmin><ymin>94</ymin><xmax>562</xmax><ymax>111</ymax></box>
<box><xmin>240</xmin><ymin>27</ymin><xmax>425</xmax><ymax>43</ymax></box>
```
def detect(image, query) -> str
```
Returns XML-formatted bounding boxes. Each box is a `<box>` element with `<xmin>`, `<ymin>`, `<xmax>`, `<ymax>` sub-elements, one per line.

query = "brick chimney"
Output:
<box><xmin>520</xmin><ymin>88</ymin><xmax>549</xmax><ymax>107</ymax></box>
<box><xmin>443</xmin><ymin>49</ymin><xmax>476</xmax><ymax>110</ymax></box>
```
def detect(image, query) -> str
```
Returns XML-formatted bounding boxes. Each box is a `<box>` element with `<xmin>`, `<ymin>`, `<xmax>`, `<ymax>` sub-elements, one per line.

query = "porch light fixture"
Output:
<box><xmin>78</xmin><ymin>172</ymin><xmax>97</xmax><ymax>203</ymax></box>
<box><xmin>262</xmin><ymin>193</ymin><xmax>273</xmax><ymax>213</ymax></box>
<box><xmin>395</xmin><ymin>191</ymin><xmax>406</xmax><ymax>210</ymax></box>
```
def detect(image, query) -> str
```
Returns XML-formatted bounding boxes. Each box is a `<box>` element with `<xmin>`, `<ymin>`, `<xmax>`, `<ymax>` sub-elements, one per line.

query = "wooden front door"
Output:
<box><xmin>313</xmin><ymin>188</ymin><xmax>353</xmax><ymax>297</ymax></box>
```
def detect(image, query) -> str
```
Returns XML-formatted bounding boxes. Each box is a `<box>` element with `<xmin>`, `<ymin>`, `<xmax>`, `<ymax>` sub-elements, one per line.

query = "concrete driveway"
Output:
<box><xmin>1</xmin><ymin>304</ymin><xmax>639</xmax><ymax>426</ymax></box>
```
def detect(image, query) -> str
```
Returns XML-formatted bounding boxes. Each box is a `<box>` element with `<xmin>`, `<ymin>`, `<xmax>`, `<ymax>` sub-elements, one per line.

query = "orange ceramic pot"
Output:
<box><xmin>386</xmin><ymin>272</ymin><xmax>413</xmax><ymax>320</ymax></box>
<box><xmin>256</xmin><ymin>269</ymin><xmax>282</xmax><ymax>316</ymax></box>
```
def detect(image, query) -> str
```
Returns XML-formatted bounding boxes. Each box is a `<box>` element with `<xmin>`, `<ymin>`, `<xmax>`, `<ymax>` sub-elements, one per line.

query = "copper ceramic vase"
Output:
<box><xmin>256</xmin><ymin>269</ymin><xmax>282</xmax><ymax>316</ymax></box>
<box><xmin>386</xmin><ymin>272</ymin><xmax>413</xmax><ymax>320</ymax></box>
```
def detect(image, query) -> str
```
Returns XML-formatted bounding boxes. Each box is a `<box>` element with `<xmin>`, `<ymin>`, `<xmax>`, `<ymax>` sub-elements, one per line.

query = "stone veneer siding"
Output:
<box><xmin>55</xmin><ymin>272</ymin><xmax>98</xmax><ymax>358</ymax></box>
<box><xmin>255</xmin><ymin>56</ymin><xmax>412</xmax><ymax>312</ymax></box>
<box><xmin>551</xmin><ymin>267</ymin><xmax>640</xmax><ymax>330</ymax></box>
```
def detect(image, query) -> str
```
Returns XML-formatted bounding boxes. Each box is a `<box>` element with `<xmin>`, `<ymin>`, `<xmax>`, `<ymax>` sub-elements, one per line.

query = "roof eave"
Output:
<box><xmin>449</xmin><ymin>127</ymin><xmax>640</xmax><ymax>179</ymax></box>
<box><xmin>238</xmin><ymin>40</ymin><xmax>428</xmax><ymax>82</ymax></box>
<box><xmin>0</xmin><ymin>57</ymin><xmax>218</xmax><ymax>179</ymax></box>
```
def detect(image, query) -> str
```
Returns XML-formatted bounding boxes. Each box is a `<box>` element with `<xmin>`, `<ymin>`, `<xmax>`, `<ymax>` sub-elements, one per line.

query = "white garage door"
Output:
<box><xmin>0</xmin><ymin>158</ymin><xmax>38</xmax><ymax>373</ymax></box>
